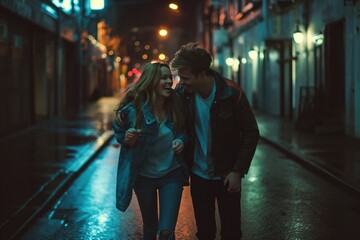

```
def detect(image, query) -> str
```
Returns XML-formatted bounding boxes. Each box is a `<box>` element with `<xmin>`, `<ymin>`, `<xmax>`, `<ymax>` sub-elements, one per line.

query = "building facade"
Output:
<box><xmin>201</xmin><ymin>0</ymin><xmax>360</xmax><ymax>139</ymax></box>
<box><xmin>0</xmin><ymin>0</ymin><xmax>108</xmax><ymax>137</ymax></box>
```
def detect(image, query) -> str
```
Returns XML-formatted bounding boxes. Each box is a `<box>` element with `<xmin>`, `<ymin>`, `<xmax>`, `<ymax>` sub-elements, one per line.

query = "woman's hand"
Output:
<box><xmin>124</xmin><ymin>128</ymin><xmax>142</xmax><ymax>146</ymax></box>
<box><xmin>172</xmin><ymin>139</ymin><xmax>184</xmax><ymax>154</ymax></box>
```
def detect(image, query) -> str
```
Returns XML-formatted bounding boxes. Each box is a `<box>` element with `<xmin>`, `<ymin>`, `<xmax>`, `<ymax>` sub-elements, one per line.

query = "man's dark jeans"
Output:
<box><xmin>190</xmin><ymin>173</ymin><xmax>242</xmax><ymax>240</ymax></box>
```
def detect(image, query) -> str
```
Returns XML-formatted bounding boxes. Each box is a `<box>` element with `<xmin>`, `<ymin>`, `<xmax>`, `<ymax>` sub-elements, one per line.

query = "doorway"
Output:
<box><xmin>324</xmin><ymin>19</ymin><xmax>345</xmax><ymax>118</ymax></box>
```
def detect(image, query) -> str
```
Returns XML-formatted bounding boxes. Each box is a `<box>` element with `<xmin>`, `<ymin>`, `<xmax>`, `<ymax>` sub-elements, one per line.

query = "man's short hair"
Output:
<box><xmin>170</xmin><ymin>42</ymin><xmax>213</xmax><ymax>75</ymax></box>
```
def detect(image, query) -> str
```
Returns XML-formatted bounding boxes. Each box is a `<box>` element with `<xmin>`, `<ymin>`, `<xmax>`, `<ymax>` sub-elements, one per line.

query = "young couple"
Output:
<box><xmin>113</xmin><ymin>42</ymin><xmax>259</xmax><ymax>240</ymax></box>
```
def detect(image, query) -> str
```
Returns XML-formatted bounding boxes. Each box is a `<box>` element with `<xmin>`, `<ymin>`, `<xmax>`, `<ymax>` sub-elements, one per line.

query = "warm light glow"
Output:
<box><xmin>225</xmin><ymin>58</ymin><xmax>234</xmax><ymax>66</ymax></box>
<box><xmin>144</xmin><ymin>44</ymin><xmax>150</xmax><ymax>50</ymax></box>
<box><xmin>116</xmin><ymin>57</ymin><xmax>121</xmax><ymax>62</ymax></box>
<box><xmin>108</xmin><ymin>50</ymin><xmax>114</xmax><ymax>55</ymax></box>
<box><xmin>293</xmin><ymin>27</ymin><xmax>304</xmax><ymax>44</ymax></box>
<box><xmin>235</xmin><ymin>12</ymin><xmax>243</xmax><ymax>20</ymax></box>
<box><xmin>232</xmin><ymin>59</ymin><xmax>240</xmax><ymax>72</ymax></box>
<box><xmin>312</xmin><ymin>33</ymin><xmax>324</xmax><ymax>46</ymax></box>
<box><xmin>169</xmin><ymin>3</ymin><xmax>178</xmax><ymax>10</ymax></box>
<box><xmin>90</xmin><ymin>0</ymin><xmax>104</xmax><ymax>10</ymax></box>
<box><xmin>101</xmin><ymin>53</ymin><xmax>107</xmax><ymax>59</ymax></box>
<box><xmin>158</xmin><ymin>54</ymin><xmax>166</xmax><ymax>60</ymax></box>
<box><xmin>159</xmin><ymin>29</ymin><xmax>168</xmax><ymax>37</ymax></box>
<box><xmin>142</xmin><ymin>54</ymin><xmax>148</xmax><ymax>60</ymax></box>
<box><xmin>248</xmin><ymin>49</ymin><xmax>257</xmax><ymax>60</ymax></box>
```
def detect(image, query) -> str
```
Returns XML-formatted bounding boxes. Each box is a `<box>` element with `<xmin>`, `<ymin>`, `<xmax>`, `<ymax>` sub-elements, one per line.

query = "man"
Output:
<box><xmin>170</xmin><ymin>42</ymin><xmax>259</xmax><ymax>240</ymax></box>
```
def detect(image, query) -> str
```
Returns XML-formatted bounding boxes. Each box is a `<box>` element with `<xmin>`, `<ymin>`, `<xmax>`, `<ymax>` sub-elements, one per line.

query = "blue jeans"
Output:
<box><xmin>191</xmin><ymin>173</ymin><xmax>242</xmax><ymax>240</ymax></box>
<box><xmin>134</xmin><ymin>168</ymin><xmax>184</xmax><ymax>240</ymax></box>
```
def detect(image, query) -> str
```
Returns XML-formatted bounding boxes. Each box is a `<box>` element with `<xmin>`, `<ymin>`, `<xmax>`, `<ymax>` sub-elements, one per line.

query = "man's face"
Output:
<box><xmin>177</xmin><ymin>67</ymin><xmax>200</xmax><ymax>93</ymax></box>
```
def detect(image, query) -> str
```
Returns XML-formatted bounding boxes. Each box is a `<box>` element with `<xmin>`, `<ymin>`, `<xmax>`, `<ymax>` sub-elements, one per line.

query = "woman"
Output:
<box><xmin>113</xmin><ymin>62</ymin><xmax>188</xmax><ymax>240</ymax></box>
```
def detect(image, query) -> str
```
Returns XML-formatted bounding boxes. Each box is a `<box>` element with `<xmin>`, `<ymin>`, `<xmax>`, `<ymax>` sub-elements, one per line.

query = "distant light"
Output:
<box><xmin>159</xmin><ymin>29</ymin><xmax>168</xmax><ymax>37</ymax></box>
<box><xmin>132</xmin><ymin>68</ymin><xmax>138</xmax><ymax>74</ymax></box>
<box><xmin>293</xmin><ymin>26</ymin><xmax>304</xmax><ymax>44</ymax></box>
<box><xmin>134</xmin><ymin>41</ymin><xmax>140</xmax><ymax>46</ymax></box>
<box><xmin>116</xmin><ymin>57</ymin><xmax>121</xmax><ymax>62</ymax></box>
<box><xmin>90</xmin><ymin>0</ymin><xmax>104</xmax><ymax>10</ymax></box>
<box><xmin>169</xmin><ymin>3</ymin><xmax>178</xmax><ymax>10</ymax></box>
<box><xmin>312</xmin><ymin>33</ymin><xmax>324</xmax><ymax>46</ymax></box>
<box><xmin>142</xmin><ymin>54</ymin><xmax>148</xmax><ymax>60</ymax></box>
<box><xmin>51</xmin><ymin>0</ymin><xmax>71</xmax><ymax>12</ymax></box>
<box><xmin>248</xmin><ymin>48</ymin><xmax>257</xmax><ymax>60</ymax></box>
<box><xmin>42</xmin><ymin>3</ymin><xmax>58</xmax><ymax>18</ymax></box>
<box><xmin>101</xmin><ymin>53</ymin><xmax>107</xmax><ymax>59</ymax></box>
<box><xmin>159</xmin><ymin>54</ymin><xmax>166</xmax><ymax>60</ymax></box>
<box><xmin>232</xmin><ymin>59</ymin><xmax>240</xmax><ymax>72</ymax></box>
<box><xmin>144</xmin><ymin>45</ymin><xmax>150</xmax><ymax>50</ymax></box>
<box><xmin>241</xmin><ymin>58</ymin><xmax>247</xmax><ymax>64</ymax></box>
<box><xmin>109</xmin><ymin>50</ymin><xmax>114</xmax><ymax>55</ymax></box>
<box><xmin>225</xmin><ymin>58</ymin><xmax>234</xmax><ymax>66</ymax></box>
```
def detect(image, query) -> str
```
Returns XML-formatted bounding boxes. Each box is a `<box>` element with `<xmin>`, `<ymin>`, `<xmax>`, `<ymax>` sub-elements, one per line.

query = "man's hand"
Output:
<box><xmin>223</xmin><ymin>172</ymin><xmax>242</xmax><ymax>193</ymax></box>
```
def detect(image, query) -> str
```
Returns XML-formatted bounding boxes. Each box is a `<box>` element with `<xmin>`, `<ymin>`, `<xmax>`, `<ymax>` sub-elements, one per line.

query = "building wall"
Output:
<box><xmin>0</xmin><ymin>1</ymin><xmax>80</xmax><ymax>137</ymax></box>
<box><xmin>221</xmin><ymin>0</ymin><xmax>360</xmax><ymax>139</ymax></box>
<box><xmin>354</xmin><ymin>2</ymin><xmax>360</xmax><ymax>139</ymax></box>
<box><xmin>0</xmin><ymin>7</ymin><xmax>33</xmax><ymax>136</ymax></box>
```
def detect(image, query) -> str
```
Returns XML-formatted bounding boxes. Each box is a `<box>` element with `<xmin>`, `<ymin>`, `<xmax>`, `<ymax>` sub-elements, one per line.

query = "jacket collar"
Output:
<box><xmin>211</xmin><ymin>69</ymin><xmax>233</xmax><ymax>100</ymax></box>
<box><xmin>142</xmin><ymin>103</ymin><xmax>157</xmax><ymax>125</ymax></box>
<box><xmin>180</xmin><ymin>69</ymin><xmax>234</xmax><ymax>100</ymax></box>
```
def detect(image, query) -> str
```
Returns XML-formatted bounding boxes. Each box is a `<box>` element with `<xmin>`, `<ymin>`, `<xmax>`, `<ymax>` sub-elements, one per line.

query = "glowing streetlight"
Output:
<box><xmin>293</xmin><ymin>26</ymin><xmax>304</xmax><ymax>44</ymax></box>
<box><xmin>225</xmin><ymin>58</ymin><xmax>234</xmax><ymax>66</ymax></box>
<box><xmin>169</xmin><ymin>3</ymin><xmax>179</xmax><ymax>10</ymax></box>
<box><xmin>159</xmin><ymin>53</ymin><xmax>166</xmax><ymax>60</ymax></box>
<box><xmin>159</xmin><ymin>28</ymin><xmax>168</xmax><ymax>37</ymax></box>
<box><xmin>90</xmin><ymin>0</ymin><xmax>104</xmax><ymax>10</ymax></box>
<box><xmin>248</xmin><ymin>48</ymin><xmax>257</xmax><ymax>60</ymax></box>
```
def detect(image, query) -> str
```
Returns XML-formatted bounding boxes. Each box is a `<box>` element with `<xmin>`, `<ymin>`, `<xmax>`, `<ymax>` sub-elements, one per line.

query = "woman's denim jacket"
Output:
<box><xmin>113</xmin><ymin>102</ymin><xmax>189</xmax><ymax>212</ymax></box>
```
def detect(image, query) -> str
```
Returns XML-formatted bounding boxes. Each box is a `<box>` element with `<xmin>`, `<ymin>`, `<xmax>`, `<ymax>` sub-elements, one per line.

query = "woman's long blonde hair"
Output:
<box><xmin>115</xmin><ymin>62</ymin><xmax>185</xmax><ymax>134</ymax></box>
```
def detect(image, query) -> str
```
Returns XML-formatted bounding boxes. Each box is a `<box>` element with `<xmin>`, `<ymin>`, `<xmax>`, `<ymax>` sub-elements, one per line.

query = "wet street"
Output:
<box><xmin>21</xmin><ymin>138</ymin><xmax>360</xmax><ymax>240</ymax></box>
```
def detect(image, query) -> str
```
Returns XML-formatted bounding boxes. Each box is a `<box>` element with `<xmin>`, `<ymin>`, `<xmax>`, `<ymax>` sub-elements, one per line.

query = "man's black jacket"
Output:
<box><xmin>176</xmin><ymin>70</ymin><xmax>259</xmax><ymax>177</ymax></box>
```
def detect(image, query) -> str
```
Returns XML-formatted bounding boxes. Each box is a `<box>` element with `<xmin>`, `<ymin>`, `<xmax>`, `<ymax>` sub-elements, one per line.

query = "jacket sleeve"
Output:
<box><xmin>233</xmin><ymin>92</ymin><xmax>260</xmax><ymax>177</ymax></box>
<box><xmin>113</xmin><ymin>105</ymin><xmax>135</xmax><ymax>146</ymax></box>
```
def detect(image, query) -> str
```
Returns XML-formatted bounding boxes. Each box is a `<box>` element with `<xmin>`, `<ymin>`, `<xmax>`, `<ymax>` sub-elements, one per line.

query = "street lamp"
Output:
<box><xmin>248</xmin><ymin>48</ymin><xmax>257</xmax><ymax>60</ymax></box>
<box><xmin>159</xmin><ymin>28</ymin><xmax>168</xmax><ymax>37</ymax></box>
<box><xmin>169</xmin><ymin>3</ymin><xmax>179</xmax><ymax>10</ymax></box>
<box><xmin>90</xmin><ymin>0</ymin><xmax>105</xmax><ymax>10</ymax></box>
<box><xmin>312</xmin><ymin>32</ymin><xmax>324</xmax><ymax>46</ymax></box>
<box><xmin>293</xmin><ymin>25</ymin><xmax>304</xmax><ymax>44</ymax></box>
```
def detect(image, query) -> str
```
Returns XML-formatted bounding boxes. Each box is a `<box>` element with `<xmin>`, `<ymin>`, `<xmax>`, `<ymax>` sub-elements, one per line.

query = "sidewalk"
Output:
<box><xmin>255</xmin><ymin>111</ymin><xmax>360</xmax><ymax>197</ymax></box>
<box><xmin>0</xmin><ymin>96</ymin><xmax>119</xmax><ymax>240</ymax></box>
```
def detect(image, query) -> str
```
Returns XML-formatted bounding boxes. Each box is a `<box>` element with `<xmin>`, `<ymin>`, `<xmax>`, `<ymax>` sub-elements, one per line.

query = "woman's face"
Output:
<box><xmin>155</xmin><ymin>66</ymin><xmax>173</xmax><ymax>98</ymax></box>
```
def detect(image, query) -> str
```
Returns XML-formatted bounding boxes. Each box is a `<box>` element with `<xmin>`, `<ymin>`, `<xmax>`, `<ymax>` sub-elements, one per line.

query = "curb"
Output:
<box><xmin>259</xmin><ymin>135</ymin><xmax>360</xmax><ymax>198</ymax></box>
<box><xmin>0</xmin><ymin>131</ymin><xmax>114</xmax><ymax>240</ymax></box>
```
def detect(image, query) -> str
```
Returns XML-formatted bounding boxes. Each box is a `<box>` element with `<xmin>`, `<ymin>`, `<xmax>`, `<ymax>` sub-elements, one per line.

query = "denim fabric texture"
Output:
<box><xmin>113</xmin><ymin>103</ymin><xmax>189</xmax><ymax>212</ymax></box>
<box><xmin>134</xmin><ymin>168</ymin><xmax>184</xmax><ymax>240</ymax></box>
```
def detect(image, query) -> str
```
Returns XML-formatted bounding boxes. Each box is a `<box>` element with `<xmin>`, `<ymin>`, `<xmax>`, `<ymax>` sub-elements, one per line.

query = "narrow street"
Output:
<box><xmin>21</xmin><ymin>139</ymin><xmax>360</xmax><ymax>240</ymax></box>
